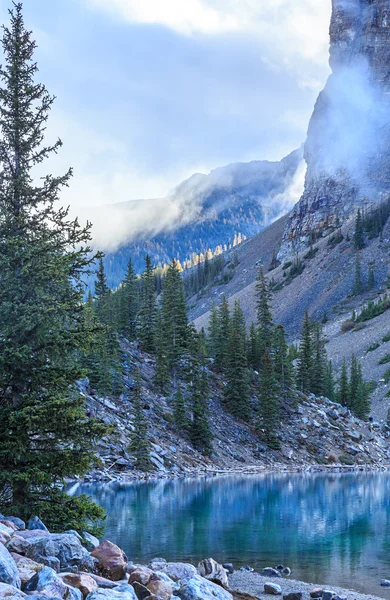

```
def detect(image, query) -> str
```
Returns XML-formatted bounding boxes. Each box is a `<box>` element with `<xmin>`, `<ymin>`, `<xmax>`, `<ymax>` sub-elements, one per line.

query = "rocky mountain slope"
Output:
<box><xmin>279</xmin><ymin>0</ymin><xmax>390</xmax><ymax>258</ymax></box>
<box><xmin>98</xmin><ymin>148</ymin><xmax>303</xmax><ymax>289</ymax></box>
<box><xmin>79</xmin><ymin>340</ymin><xmax>390</xmax><ymax>482</ymax></box>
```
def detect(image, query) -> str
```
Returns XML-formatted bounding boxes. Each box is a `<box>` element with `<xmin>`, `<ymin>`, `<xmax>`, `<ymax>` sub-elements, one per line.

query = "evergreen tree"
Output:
<box><xmin>248</xmin><ymin>323</ymin><xmax>259</xmax><ymax>370</ymax></box>
<box><xmin>324</xmin><ymin>360</ymin><xmax>335</xmax><ymax>401</ymax></box>
<box><xmin>94</xmin><ymin>257</ymin><xmax>110</xmax><ymax>324</ymax></box>
<box><xmin>273</xmin><ymin>324</ymin><xmax>294</xmax><ymax>402</ymax></box>
<box><xmin>215</xmin><ymin>295</ymin><xmax>230</xmax><ymax>372</ymax></box>
<box><xmin>297</xmin><ymin>311</ymin><xmax>313</xmax><ymax>394</ymax></box>
<box><xmin>368</xmin><ymin>265</ymin><xmax>375</xmax><ymax>290</ymax></box>
<box><xmin>353</xmin><ymin>363</ymin><xmax>371</xmax><ymax>420</ymax></box>
<box><xmin>120</xmin><ymin>257</ymin><xmax>138</xmax><ymax>340</ymax></box>
<box><xmin>161</xmin><ymin>259</ymin><xmax>188</xmax><ymax>367</ymax></box>
<box><xmin>207</xmin><ymin>302</ymin><xmax>219</xmax><ymax>359</ymax></box>
<box><xmin>153</xmin><ymin>312</ymin><xmax>171</xmax><ymax>394</ymax></box>
<box><xmin>139</xmin><ymin>255</ymin><xmax>157</xmax><ymax>353</ymax></box>
<box><xmin>129</xmin><ymin>369</ymin><xmax>153</xmax><ymax>471</ymax></box>
<box><xmin>310</xmin><ymin>323</ymin><xmax>326</xmax><ymax>396</ymax></box>
<box><xmin>257</xmin><ymin>349</ymin><xmax>280</xmax><ymax>449</ymax></box>
<box><xmin>188</xmin><ymin>351</ymin><xmax>212</xmax><ymax>455</ymax></box>
<box><xmin>349</xmin><ymin>354</ymin><xmax>360</xmax><ymax>410</ymax></box>
<box><xmin>0</xmin><ymin>4</ymin><xmax>107</xmax><ymax>530</ymax></box>
<box><xmin>173</xmin><ymin>384</ymin><xmax>188</xmax><ymax>430</ymax></box>
<box><xmin>353</xmin><ymin>251</ymin><xmax>363</xmax><ymax>296</ymax></box>
<box><xmin>337</xmin><ymin>359</ymin><xmax>349</xmax><ymax>407</ymax></box>
<box><xmin>223</xmin><ymin>301</ymin><xmax>250</xmax><ymax>420</ymax></box>
<box><xmin>256</xmin><ymin>267</ymin><xmax>273</xmax><ymax>359</ymax></box>
<box><xmin>354</xmin><ymin>208</ymin><xmax>364</xmax><ymax>250</ymax></box>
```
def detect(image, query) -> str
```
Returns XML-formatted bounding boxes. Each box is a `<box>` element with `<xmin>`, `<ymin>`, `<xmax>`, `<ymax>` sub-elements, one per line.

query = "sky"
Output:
<box><xmin>0</xmin><ymin>0</ymin><xmax>332</xmax><ymax>209</ymax></box>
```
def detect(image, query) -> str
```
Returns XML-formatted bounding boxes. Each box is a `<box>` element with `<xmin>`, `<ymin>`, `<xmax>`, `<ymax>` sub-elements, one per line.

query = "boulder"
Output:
<box><xmin>175</xmin><ymin>575</ymin><xmax>233</xmax><ymax>600</ymax></box>
<box><xmin>0</xmin><ymin>541</ymin><xmax>21</xmax><ymax>588</ymax></box>
<box><xmin>282</xmin><ymin>567</ymin><xmax>291</xmax><ymax>576</ymax></box>
<box><xmin>91</xmin><ymin>541</ymin><xmax>128</xmax><ymax>581</ymax></box>
<box><xmin>146</xmin><ymin>580</ymin><xmax>173</xmax><ymax>600</ymax></box>
<box><xmin>222</xmin><ymin>564</ymin><xmax>234</xmax><ymax>575</ymax></box>
<box><xmin>128</xmin><ymin>567</ymin><xmax>155</xmax><ymax>586</ymax></box>
<box><xmin>24</xmin><ymin>566</ymin><xmax>68</xmax><ymax>598</ymax></box>
<box><xmin>10</xmin><ymin>554</ymin><xmax>43</xmax><ymax>587</ymax></box>
<box><xmin>264</xmin><ymin>583</ymin><xmax>282</xmax><ymax>595</ymax></box>
<box><xmin>198</xmin><ymin>558</ymin><xmax>229</xmax><ymax>588</ymax></box>
<box><xmin>3</xmin><ymin>518</ymin><xmax>25</xmax><ymax>531</ymax></box>
<box><xmin>17</xmin><ymin>529</ymin><xmax>51</xmax><ymax>539</ymax></box>
<box><xmin>60</xmin><ymin>573</ymin><xmax>98</xmax><ymax>598</ymax></box>
<box><xmin>0</xmin><ymin>521</ymin><xmax>17</xmax><ymax>532</ymax></box>
<box><xmin>381</xmin><ymin>580</ymin><xmax>390</xmax><ymax>587</ymax></box>
<box><xmin>0</xmin><ymin>524</ymin><xmax>13</xmax><ymax>538</ymax></box>
<box><xmin>28</xmin><ymin>517</ymin><xmax>49</xmax><ymax>532</ymax></box>
<box><xmin>0</xmin><ymin>535</ymin><xmax>10</xmax><ymax>547</ymax></box>
<box><xmin>0</xmin><ymin>582</ymin><xmax>25</xmax><ymax>598</ymax></box>
<box><xmin>82</xmin><ymin>532</ymin><xmax>100</xmax><ymax>552</ymax></box>
<box><xmin>26</xmin><ymin>534</ymin><xmax>93</xmax><ymax>571</ymax></box>
<box><xmin>321</xmin><ymin>593</ymin><xmax>335</xmax><ymax>600</ymax></box>
<box><xmin>310</xmin><ymin>588</ymin><xmax>323</xmax><ymax>598</ymax></box>
<box><xmin>149</xmin><ymin>561</ymin><xmax>197</xmax><ymax>582</ymax></box>
<box><xmin>88</xmin><ymin>574</ymin><xmax>120</xmax><ymax>589</ymax></box>
<box><xmin>260</xmin><ymin>568</ymin><xmax>281</xmax><ymax>578</ymax></box>
<box><xmin>132</xmin><ymin>582</ymin><xmax>151</xmax><ymax>600</ymax></box>
<box><xmin>85</xmin><ymin>586</ymin><xmax>137</xmax><ymax>599</ymax></box>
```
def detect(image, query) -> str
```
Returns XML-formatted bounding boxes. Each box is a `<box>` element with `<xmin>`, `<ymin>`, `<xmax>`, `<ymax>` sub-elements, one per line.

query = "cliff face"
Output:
<box><xmin>279</xmin><ymin>0</ymin><xmax>390</xmax><ymax>258</ymax></box>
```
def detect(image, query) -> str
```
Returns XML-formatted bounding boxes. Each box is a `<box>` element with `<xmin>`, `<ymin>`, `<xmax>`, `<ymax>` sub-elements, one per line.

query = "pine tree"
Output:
<box><xmin>215</xmin><ymin>295</ymin><xmax>230</xmax><ymax>372</ymax></box>
<box><xmin>297</xmin><ymin>311</ymin><xmax>313</xmax><ymax>394</ymax></box>
<box><xmin>368</xmin><ymin>265</ymin><xmax>375</xmax><ymax>290</ymax></box>
<box><xmin>120</xmin><ymin>257</ymin><xmax>138</xmax><ymax>340</ymax></box>
<box><xmin>0</xmin><ymin>4</ymin><xmax>107</xmax><ymax>530</ymax></box>
<box><xmin>337</xmin><ymin>359</ymin><xmax>349</xmax><ymax>407</ymax></box>
<box><xmin>94</xmin><ymin>257</ymin><xmax>110</xmax><ymax>324</ymax></box>
<box><xmin>310</xmin><ymin>323</ymin><xmax>326</xmax><ymax>396</ymax></box>
<box><xmin>224</xmin><ymin>301</ymin><xmax>250</xmax><ymax>420</ymax></box>
<box><xmin>353</xmin><ymin>251</ymin><xmax>363</xmax><ymax>296</ymax></box>
<box><xmin>324</xmin><ymin>360</ymin><xmax>335</xmax><ymax>401</ymax></box>
<box><xmin>248</xmin><ymin>323</ymin><xmax>259</xmax><ymax>370</ymax></box>
<box><xmin>353</xmin><ymin>364</ymin><xmax>371</xmax><ymax>420</ymax></box>
<box><xmin>256</xmin><ymin>267</ymin><xmax>273</xmax><ymax>358</ymax></box>
<box><xmin>139</xmin><ymin>255</ymin><xmax>157</xmax><ymax>353</ymax></box>
<box><xmin>273</xmin><ymin>324</ymin><xmax>294</xmax><ymax>402</ymax></box>
<box><xmin>173</xmin><ymin>384</ymin><xmax>188</xmax><ymax>430</ymax></box>
<box><xmin>207</xmin><ymin>302</ymin><xmax>219</xmax><ymax>359</ymax></box>
<box><xmin>161</xmin><ymin>259</ymin><xmax>188</xmax><ymax>367</ymax></box>
<box><xmin>129</xmin><ymin>370</ymin><xmax>153</xmax><ymax>471</ymax></box>
<box><xmin>349</xmin><ymin>354</ymin><xmax>360</xmax><ymax>411</ymax></box>
<box><xmin>188</xmin><ymin>351</ymin><xmax>212</xmax><ymax>455</ymax></box>
<box><xmin>153</xmin><ymin>312</ymin><xmax>171</xmax><ymax>394</ymax></box>
<box><xmin>354</xmin><ymin>208</ymin><xmax>364</xmax><ymax>250</ymax></box>
<box><xmin>257</xmin><ymin>349</ymin><xmax>280</xmax><ymax>449</ymax></box>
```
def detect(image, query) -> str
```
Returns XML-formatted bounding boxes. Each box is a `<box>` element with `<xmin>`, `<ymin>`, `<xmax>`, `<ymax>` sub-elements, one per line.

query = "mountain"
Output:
<box><xmin>98</xmin><ymin>148</ymin><xmax>303</xmax><ymax>289</ymax></box>
<box><xmin>278</xmin><ymin>0</ymin><xmax>390</xmax><ymax>259</ymax></box>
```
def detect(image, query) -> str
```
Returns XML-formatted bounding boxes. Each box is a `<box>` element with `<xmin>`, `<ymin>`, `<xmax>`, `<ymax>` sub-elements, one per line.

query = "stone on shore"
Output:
<box><xmin>175</xmin><ymin>575</ymin><xmax>233</xmax><ymax>600</ymax></box>
<box><xmin>381</xmin><ymin>580</ymin><xmax>390</xmax><ymax>587</ymax></box>
<box><xmin>128</xmin><ymin>567</ymin><xmax>155</xmax><ymax>586</ymax></box>
<box><xmin>26</xmin><ymin>534</ymin><xmax>93</xmax><ymax>571</ymax></box>
<box><xmin>283</xmin><ymin>594</ymin><xmax>302</xmax><ymax>600</ymax></box>
<box><xmin>10</xmin><ymin>553</ymin><xmax>44</xmax><ymax>587</ymax></box>
<box><xmin>149</xmin><ymin>560</ymin><xmax>197</xmax><ymax>582</ymax></box>
<box><xmin>0</xmin><ymin>541</ymin><xmax>21</xmax><ymax>588</ymax></box>
<box><xmin>264</xmin><ymin>582</ymin><xmax>282</xmax><ymax>595</ymax></box>
<box><xmin>3</xmin><ymin>517</ymin><xmax>25</xmax><ymax>531</ymax></box>
<box><xmin>86</xmin><ymin>585</ymin><xmax>137</xmax><ymax>599</ymax></box>
<box><xmin>198</xmin><ymin>558</ymin><xmax>229</xmax><ymax>588</ymax></box>
<box><xmin>91</xmin><ymin>540</ymin><xmax>128</xmax><ymax>581</ymax></box>
<box><xmin>28</xmin><ymin>517</ymin><xmax>48</xmax><ymax>532</ymax></box>
<box><xmin>82</xmin><ymin>532</ymin><xmax>100</xmax><ymax>552</ymax></box>
<box><xmin>146</xmin><ymin>579</ymin><xmax>173</xmax><ymax>599</ymax></box>
<box><xmin>60</xmin><ymin>572</ymin><xmax>98</xmax><ymax>597</ymax></box>
<box><xmin>0</xmin><ymin>582</ymin><xmax>26</xmax><ymax>598</ymax></box>
<box><xmin>24</xmin><ymin>566</ymin><xmax>68</xmax><ymax>597</ymax></box>
<box><xmin>310</xmin><ymin>588</ymin><xmax>323</xmax><ymax>598</ymax></box>
<box><xmin>261</xmin><ymin>568</ymin><xmax>281</xmax><ymax>578</ymax></box>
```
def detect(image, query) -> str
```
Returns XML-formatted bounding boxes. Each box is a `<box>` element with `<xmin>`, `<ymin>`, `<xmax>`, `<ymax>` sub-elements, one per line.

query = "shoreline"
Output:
<box><xmin>230</xmin><ymin>569</ymin><xmax>388</xmax><ymax>600</ymax></box>
<box><xmin>80</xmin><ymin>462</ymin><xmax>390</xmax><ymax>483</ymax></box>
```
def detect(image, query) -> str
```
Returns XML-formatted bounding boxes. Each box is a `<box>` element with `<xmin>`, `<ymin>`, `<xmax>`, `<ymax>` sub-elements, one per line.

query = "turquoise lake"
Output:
<box><xmin>70</xmin><ymin>472</ymin><xmax>390</xmax><ymax>597</ymax></box>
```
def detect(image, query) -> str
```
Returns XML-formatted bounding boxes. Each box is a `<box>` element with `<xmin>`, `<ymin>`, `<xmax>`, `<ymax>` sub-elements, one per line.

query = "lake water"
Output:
<box><xmin>70</xmin><ymin>472</ymin><xmax>390</xmax><ymax>597</ymax></box>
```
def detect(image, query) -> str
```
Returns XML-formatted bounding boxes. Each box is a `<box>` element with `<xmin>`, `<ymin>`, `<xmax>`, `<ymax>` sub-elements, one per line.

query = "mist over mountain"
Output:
<box><xmin>93</xmin><ymin>147</ymin><xmax>304</xmax><ymax>288</ymax></box>
<box><xmin>279</xmin><ymin>0</ymin><xmax>390</xmax><ymax>258</ymax></box>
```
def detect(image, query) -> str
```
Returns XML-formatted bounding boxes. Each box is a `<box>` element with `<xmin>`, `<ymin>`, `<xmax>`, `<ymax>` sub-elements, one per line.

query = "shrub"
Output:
<box><xmin>379</xmin><ymin>354</ymin><xmax>390</xmax><ymax>365</ymax></box>
<box><xmin>383</xmin><ymin>332</ymin><xmax>390</xmax><ymax>343</ymax></box>
<box><xmin>339</xmin><ymin>455</ymin><xmax>354</xmax><ymax>466</ymax></box>
<box><xmin>366</xmin><ymin>342</ymin><xmax>380</xmax><ymax>353</ymax></box>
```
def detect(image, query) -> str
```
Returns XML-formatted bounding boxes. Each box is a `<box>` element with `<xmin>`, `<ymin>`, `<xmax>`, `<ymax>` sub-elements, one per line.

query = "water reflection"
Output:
<box><xmin>70</xmin><ymin>473</ymin><xmax>390</xmax><ymax>597</ymax></box>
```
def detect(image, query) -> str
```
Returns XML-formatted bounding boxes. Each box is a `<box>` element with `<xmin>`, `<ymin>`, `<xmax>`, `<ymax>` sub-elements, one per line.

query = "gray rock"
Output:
<box><xmin>264</xmin><ymin>582</ymin><xmax>282</xmax><ymax>595</ymax></box>
<box><xmin>198</xmin><ymin>558</ymin><xmax>229</xmax><ymax>588</ymax></box>
<box><xmin>28</xmin><ymin>517</ymin><xmax>48</xmax><ymax>532</ymax></box>
<box><xmin>0</xmin><ymin>582</ymin><xmax>25</xmax><ymax>599</ymax></box>
<box><xmin>132</xmin><ymin>581</ymin><xmax>151</xmax><ymax>600</ymax></box>
<box><xmin>82</xmin><ymin>531</ymin><xmax>100</xmax><ymax>551</ymax></box>
<box><xmin>3</xmin><ymin>517</ymin><xmax>25</xmax><ymax>530</ymax></box>
<box><xmin>67</xmin><ymin>587</ymin><xmax>83</xmax><ymax>600</ymax></box>
<box><xmin>282</xmin><ymin>567</ymin><xmax>291</xmax><ymax>576</ymax></box>
<box><xmin>222</xmin><ymin>564</ymin><xmax>234</xmax><ymax>575</ymax></box>
<box><xmin>0</xmin><ymin>541</ymin><xmax>21</xmax><ymax>589</ymax></box>
<box><xmin>113</xmin><ymin>584</ymin><xmax>138</xmax><ymax>600</ymax></box>
<box><xmin>283</xmin><ymin>594</ymin><xmax>302</xmax><ymax>600</ymax></box>
<box><xmin>86</xmin><ymin>587</ymin><xmax>139</xmax><ymax>599</ymax></box>
<box><xmin>260</xmin><ymin>568</ymin><xmax>281</xmax><ymax>578</ymax></box>
<box><xmin>26</xmin><ymin>534</ymin><xmax>93</xmax><ymax>571</ymax></box>
<box><xmin>175</xmin><ymin>575</ymin><xmax>233</xmax><ymax>600</ymax></box>
<box><xmin>322</xmin><ymin>592</ymin><xmax>336</xmax><ymax>600</ymax></box>
<box><xmin>381</xmin><ymin>580</ymin><xmax>390</xmax><ymax>587</ymax></box>
<box><xmin>149</xmin><ymin>561</ymin><xmax>197</xmax><ymax>582</ymax></box>
<box><xmin>37</xmin><ymin>556</ymin><xmax>61</xmax><ymax>572</ymax></box>
<box><xmin>24</xmin><ymin>566</ymin><xmax>68</xmax><ymax>597</ymax></box>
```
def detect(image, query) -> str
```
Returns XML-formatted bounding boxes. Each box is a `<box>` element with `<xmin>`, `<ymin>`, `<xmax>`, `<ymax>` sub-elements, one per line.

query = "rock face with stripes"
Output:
<box><xmin>278</xmin><ymin>0</ymin><xmax>390</xmax><ymax>259</ymax></box>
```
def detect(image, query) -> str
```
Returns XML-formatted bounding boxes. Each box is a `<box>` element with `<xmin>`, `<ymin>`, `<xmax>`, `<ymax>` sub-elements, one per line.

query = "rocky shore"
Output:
<box><xmin>0</xmin><ymin>513</ymin><xmax>388</xmax><ymax>600</ymax></box>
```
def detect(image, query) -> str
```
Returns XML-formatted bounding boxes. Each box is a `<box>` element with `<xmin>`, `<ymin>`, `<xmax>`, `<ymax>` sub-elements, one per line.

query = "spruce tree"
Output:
<box><xmin>224</xmin><ymin>301</ymin><xmax>250</xmax><ymax>420</ymax></box>
<box><xmin>207</xmin><ymin>302</ymin><xmax>220</xmax><ymax>359</ymax></box>
<box><xmin>153</xmin><ymin>312</ymin><xmax>171</xmax><ymax>394</ymax></box>
<box><xmin>324</xmin><ymin>360</ymin><xmax>335</xmax><ymax>401</ymax></box>
<box><xmin>188</xmin><ymin>350</ymin><xmax>212</xmax><ymax>455</ymax></box>
<box><xmin>129</xmin><ymin>369</ymin><xmax>153</xmax><ymax>471</ymax></box>
<box><xmin>257</xmin><ymin>349</ymin><xmax>280</xmax><ymax>449</ymax></box>
<box><xmin>354</xmin><ymin>208</ymin><xmax>364</xmax><ymax>250</ymax></box>
<box><xmin>215</xmin><ymin>295</ymin><xmax>230</xmax><ymax>372</ymax></box>
<box><xmin>368</xmin><ymin>265</ymin><xmax>375</xmax><ymax>290</ymax></box>
<box><xmin>273</xmin><ymin>324</ymin><xmax>294</xmax><ymax>402</ymax></box>
<box><xmin>310</xmin><ymin>323</ymin><xmax>326</xmax><ymax>396</ymax></box>
<box><xmin>248</xmin><ymin>322</ymin><xmax>259</xmax><ymax>370</ymax></box>
<box><xmin>337</xmin><ymin>359</ymin><xmax>349</xmax><ymax>407</ymax></box>
<box><xmin>256</xmin><ymin>267</ymin><xmax>273</xmax><ymax>359</ymax></box>
<box><xmin>297</xmin><ymin>311</ymin><xmax>313</xmax><ymax>394</ymax></box>
<box><xmin>173</xmin><ymin>383</ymin><xmax>188</xmax><ymax>430</ymax></box>
<box><xmin>161</xmin><ymin>259</ymin><xmax>188</xmax><ymax>367</ymax></box>
<box><xmin>0</xmin><ymin>4</ymin><xmax>107</xmax><ymax>529</ymax></box>
<box><xmin>120</xmin><ymin>257</ymin><xmax>138</xmax><ymax>340</ymax></box>
<box><xmin>139</xmin><ymin>255</ymin><xmax>157</xmax><ymax>353</ymax></box>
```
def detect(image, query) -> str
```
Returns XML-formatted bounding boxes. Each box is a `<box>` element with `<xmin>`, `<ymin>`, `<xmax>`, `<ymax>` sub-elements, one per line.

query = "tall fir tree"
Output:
<box><xmin>0</xmin><ymin>4</ymin><xmax>107</xmax><ymax>529</ymax></box>
<box><xmin>223</xmin><ymin>301</ymin><xmax>250</xmax><ymax>420</ymax></box>
<box><xmin>337</xmin><ymin>359</ymin><xmax>349</xmax><ymax>407</ymax></box>
<box><xmin>248</xmin><ymin>322</ymin><xmax>260</xmax><ymax>370</ymax></box>
<box><xmin>188</xmin><ymin>345</ymin><xmax>212</xmax><ymax>455</ymax></box>
<box><xmin>353</xmin><ymin>208</ymin><xmax>365</xmax><ymax>250</ymax></box>
<box><xmin>255</xmin><ymin>267</ymin><xmax>273</xmax><ymax>360</ymax></box>
<box><xmin>139</xmin><ymin>255</ymin><xmax>157</xmax><ymax>353</ymax></box>
<box><xmin>310</xmin><ymin>323</ymin><xmax>326</xmax><ymax>396</ymax></box>
<box><xmin>215</xmin><ymin>295</ymin><xmax>230</xmax><ymax>372</ymax></box>
<box><xmin>297</xmin><ymin>311</ymin><xmax>313</xmax><ymax>394</ymax></box>
<box><xmin>173</xmin><ymin>383</ymin><xmax>188</xmax><ymax>431</ymax></box>
<box><xmin>129</xmin><ymin>369</ymin><xmax>153</xmax><ymax>471</ymax></box>
<box><xmin>273</xmin><ymin>324</ymin><xmax>294</xmax><ymax>403</ymax></box>
<box><xmin>207</xmin><ymin>302</ymin><xmax>220</xmax><ymax>359</ymax></box>
<box><xmin>324</xmin><ymin>360</ymin><xmax>335</xmax><ymax>401</ymax></box>
<box><xmin>153</xmin><ymin>311</ymin><xmax>171</xmax><ymax>394</ymax></box>
<box><xmin>120</xmin><ymin>257</ymin><xmax>138</xmax><ymax>340</ymax></box>
<box><xmin>161</xmin><ymin>259</ymin><xmax>188</xmax><ymax>367</ymax></box>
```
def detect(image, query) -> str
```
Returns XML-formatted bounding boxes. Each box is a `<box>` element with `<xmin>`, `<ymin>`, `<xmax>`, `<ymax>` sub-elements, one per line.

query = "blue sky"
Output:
<box><xmin>0</xmin><ymin>0</ymin><xmax>331</xmax><ymax>211</ymax></box>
